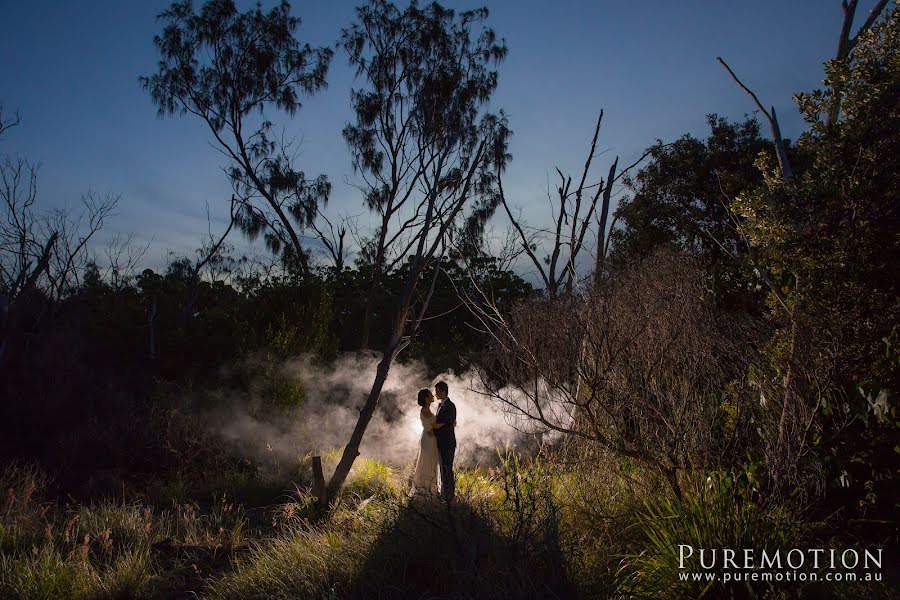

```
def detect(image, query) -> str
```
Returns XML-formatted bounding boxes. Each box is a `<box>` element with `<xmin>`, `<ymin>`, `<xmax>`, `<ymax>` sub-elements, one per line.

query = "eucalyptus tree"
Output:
<box><xmin>141</xmin><ymin>0</ymin><xmax>332</xmax><ymax>277</ymax></box>
<box><xmin>326</xmin><ymin>0</ymin><xmax>510</xmax><ymax>498</ymax></box>
<box><xmin>340</xmin><ymin>0</ymin><xmax>509</xmax><ymax>349</ymax></box>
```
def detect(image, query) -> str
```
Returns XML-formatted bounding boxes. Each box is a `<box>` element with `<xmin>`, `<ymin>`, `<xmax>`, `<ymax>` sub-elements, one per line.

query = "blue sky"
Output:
<box><xmin>0</xmin><ymin>1</ymin><xmax>882</xmax><ymax>272</ymax></box>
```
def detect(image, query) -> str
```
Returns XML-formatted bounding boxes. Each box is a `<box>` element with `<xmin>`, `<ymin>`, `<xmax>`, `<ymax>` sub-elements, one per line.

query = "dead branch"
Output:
<box><xmin>716</xmin><ymin>57</ymin><xmax>793</xmax><ymax>180</ymax></box>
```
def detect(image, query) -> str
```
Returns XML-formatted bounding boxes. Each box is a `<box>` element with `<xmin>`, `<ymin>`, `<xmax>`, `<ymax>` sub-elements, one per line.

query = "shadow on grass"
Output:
<box><xmin>349</xmin><ymin>492</ymin><xmax>577</xmax><ymax>599</ymax></box>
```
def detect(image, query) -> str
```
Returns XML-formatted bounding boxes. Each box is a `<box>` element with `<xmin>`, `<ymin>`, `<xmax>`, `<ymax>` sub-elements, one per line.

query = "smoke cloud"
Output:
<box><xmin>208</xmin><ymin>352</ymin><xmax>539</xmax><ymax>473</ymax></box>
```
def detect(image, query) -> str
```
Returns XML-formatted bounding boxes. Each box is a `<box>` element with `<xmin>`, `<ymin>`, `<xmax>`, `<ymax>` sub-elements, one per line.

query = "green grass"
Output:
<box><xmin>1</xmin><ymin>457</ymin><xmax>895</xmax><ymax>599</ymax></box>
<box><xmin>0</xmin><ymin>464</ymin><xmax>158</xmax><ymax>599</ymax></box>
<box><xmin>340</xmin><ymin>457</ymin><xmax>401</xmax><ymax>501</ymax></box>
<box><xmin>206</xmin><ymin>511</ymin><xmax>374</xmax><ymax>600</ymax></box>
<box><xmin>0</xmin><ymin>540</ymin><xmax>155</xmax><ymax>600</ymax></box>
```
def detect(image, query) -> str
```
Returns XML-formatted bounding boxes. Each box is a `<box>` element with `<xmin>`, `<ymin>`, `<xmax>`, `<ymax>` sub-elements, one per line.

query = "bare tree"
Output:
<box><xmin>715</xmin><ymin>59</ymin><xmax>793</xmax><ymax>182</ymax></box>
<box><xmin>0</xmin><ymin>158</ymin><xmax>117</xmax><ymax>304</ymax></box>
<box><xmin>101</xmin><ymin>232</ymin><xmax>152</xmax><ymax>291</ymax></box>
<box><xmin>476</xmin><ymin>224</ymin><xmax>529</xmax><ymax>273</ymax></box>
<box><xmin>0</xmin><ymin>157</ymin><xmax>43</xmax><ymax>302</ymax></box>
<box><xmin>43</xmin><ymin>193</ymin><xmax>119</xmax><ymax>301</ymax></box>
<box><xmin>460</xmin><ymin>250</ymin><xmax>760</xmax><ymax>497</ymax></box>
<box><xmin>142</xmin><ymin>0</ymin><xmax>332</xmax><ymax>277</ymax></box>
<box><xmin>499</xmin><ymin>111</ymin><xmax>651</xmax><ymax>297</ymax></box>
<box><xmin>307</xmin><ymin>210</ymin><xmax>351</xmax><ymax>274</ymax></box>
<box><xmin>0</xmin><ymin>104</ymin><xmax>20</xmax><ymax>140</ymax></box>
<box><xmin>326</xmin><ymin>0</ymin><xmax>511</xmax><ymax>499</ymax></box>
<box><xmin>0</xmin><ymin>156</ymin><xmax>117</xmax><ymax>365</ymax></box>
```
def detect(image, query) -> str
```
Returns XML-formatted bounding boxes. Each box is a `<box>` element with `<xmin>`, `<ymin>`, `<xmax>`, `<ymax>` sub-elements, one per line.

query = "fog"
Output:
<box><xmin>209</xmin><ymin>352</ymin><xmax>540</xmax><ymax>474</ymax></box>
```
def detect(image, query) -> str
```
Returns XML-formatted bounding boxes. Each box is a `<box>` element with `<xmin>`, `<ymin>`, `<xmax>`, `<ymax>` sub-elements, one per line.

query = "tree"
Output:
<box><xmin>609</xmin><ymin>115</ymin><xmax>780</xmax><ymax>307</ymax></box>
<box><xmin>339</xmin><ymin>0</ymin><xmax>509</xmax><ymax>348</ymax></box>
<box><xmin>712</xmin><ymin>1</ymin><xmax>894</xmax><ymax>496</ymax></box>
<box><xmin>326</xmin><ymin>0</ymin><xmax>510</xmax><ymax>499</ymax></box>
<box><xmin>99</xmin><ymin>233</ymin><xmax>151</xmax><ymax>292</ymax></box>
<box><xmin>827</xmin><ymin>0</ymin><xmax>891</xmax><ymax>125</ymax></box>
<box><xmin>142</xmin><ymin>0</ymin><xmax>332</xmax><ymax>277</ymax></box>
<box><xmin>307</xmin><ymin>211</ymin><xmax>350</xmax><ymax>274</ymax></box>
<box><xmin>0</xmin><ymin>104</ymin><xmax>20</xmax><ymax>140</ymax></box>
<box><xmin>1</xmin><ymin>147</ymin><xmax>117</xmax><ymax>366</ymax></box>
<box><xmin>499</xmin><ymin>111</ymin><xmax>649</xmax><ymax>298</ymax></box>
<box><xmin>732</xmin><ymin>5</ymin><xmax>898</xmax><ymax>507</ymax></box>
<box><xmin>463</xmin><ymin>250</ymin><xmax>760</xmax><ymax>497</ymax></box>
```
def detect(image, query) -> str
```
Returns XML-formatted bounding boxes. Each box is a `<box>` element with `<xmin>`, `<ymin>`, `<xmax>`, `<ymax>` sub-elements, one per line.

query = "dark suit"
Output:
<box><xmin>434</xmin><ymin>398</ymin><xmax>456</xmax><ymax>500</ymax></box>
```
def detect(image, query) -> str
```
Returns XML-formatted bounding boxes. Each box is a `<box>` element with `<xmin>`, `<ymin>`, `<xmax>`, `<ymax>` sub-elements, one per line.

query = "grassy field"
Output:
<box><xmin>0</xmin><ymin>453</ymin><xmax>895</xmax><ymax>599</ymax></box>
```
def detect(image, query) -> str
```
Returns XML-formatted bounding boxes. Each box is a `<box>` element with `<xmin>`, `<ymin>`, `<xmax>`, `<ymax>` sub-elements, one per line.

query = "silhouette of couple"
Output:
<box><xmin>409</xmin><ymin>381</ymin><xmax>456</xmax><ymax>500</ymax></box>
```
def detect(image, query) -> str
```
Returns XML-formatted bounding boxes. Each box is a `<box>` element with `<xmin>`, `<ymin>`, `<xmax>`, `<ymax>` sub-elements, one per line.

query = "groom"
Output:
<box><xmin>433</xmin><ymin>381</ymin><xmax>456</xmax><ymax>501</ymax></box>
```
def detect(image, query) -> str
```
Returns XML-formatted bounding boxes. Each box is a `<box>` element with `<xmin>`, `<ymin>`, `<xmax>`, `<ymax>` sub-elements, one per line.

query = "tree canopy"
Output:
<box><xmin>141</xmin><ymin>0</ymin><xmax>333</xmax><ymax>276</ymax></box>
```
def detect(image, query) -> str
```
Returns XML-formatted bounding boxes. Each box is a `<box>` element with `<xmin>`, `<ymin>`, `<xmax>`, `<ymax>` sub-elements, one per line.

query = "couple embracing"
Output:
<box><xmin>409</xmin><ymin>381</ymin><xmax>456</xmax><ymax>500</ymax></box>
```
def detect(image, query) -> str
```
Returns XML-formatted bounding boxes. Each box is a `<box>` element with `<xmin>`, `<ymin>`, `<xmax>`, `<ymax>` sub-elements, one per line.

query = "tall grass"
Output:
<box><xmin>0</xmin><ymin>464</ymin><xmax>156</xmax><ymax>599</ymax></box>
<box><xmin>209</xmin><ymin>453</ymin><xmax>578</xmax><ymax>599</ymax></box>
<box><xmin>619</xmin><ymin>472</ymin><xmax>804</xmax><ymax>599</ymax></box>
<box><xmin>0</xmin><ymin>463</ymin><xmax>251</xmax><ymax>599</ymax></box>
<box><xmin>206</xmin><ymin>508</ymin><xmax>376</xmax><ymax>600</ymax></box>
<box><xmin>2</xmin><ymin>456</ymin><xmax>892</xmax><ymax>599</ymax></box>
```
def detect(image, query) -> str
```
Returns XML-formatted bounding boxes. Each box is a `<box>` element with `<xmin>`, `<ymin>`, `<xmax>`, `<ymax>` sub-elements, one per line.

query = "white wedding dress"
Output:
<box><xmin>409</xmin><ymin>409</ymin><xmax>439</xmax><ymax>495</ymax></box>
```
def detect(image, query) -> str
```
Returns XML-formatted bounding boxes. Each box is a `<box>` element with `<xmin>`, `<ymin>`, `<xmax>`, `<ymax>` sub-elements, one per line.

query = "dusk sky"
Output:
<box><xmin>1</xmin><ymin>0</ymin><xmax>880</xmax><ymax>272</ymax></box>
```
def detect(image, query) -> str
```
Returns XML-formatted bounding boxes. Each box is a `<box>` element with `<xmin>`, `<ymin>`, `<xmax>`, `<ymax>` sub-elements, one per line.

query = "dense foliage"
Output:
<box><xmin>606</xmin><ymin>10</ymin><xmax>899</xmax><ymax>518</ymax></box>
<box><xmin>734</xmin><ymin>8</ymin><xmax>900</xmax><ymax>515</ymax></box>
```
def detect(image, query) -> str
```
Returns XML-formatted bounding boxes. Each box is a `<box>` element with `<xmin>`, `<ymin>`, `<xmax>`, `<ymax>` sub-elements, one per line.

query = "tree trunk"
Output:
<box><xmin>827</xmin><ymin>0</ymin><xmax>859</xmax><ymax>126</ymax></box>
<box><xmin>328</xmin><ymin>267</ymin><xmax>424</xmax><ymax>498</ymax></box>
<box><xmin>664</xmin><ymin>466</ymin><xmax>683</xmax><ymax>500</ymax></box>
<box><xmin>768</xmin><ymin>107</ymin><xmax>793</xmax><ymax>181</ymax></box>
<box><xmin>328</xmin><ymin>196</ymin><xmax>439</xmax><ymax>498</ymax></box>
<box><xmin>594</xmin><ymin>158</ymin><xmax>618</xmax><ymax>283</ymax></box>
<box><xmin>326</xmin><ymin>339</ymin><xmax>398</xmax><ymax>498</ymax></box>
<box><xmin>328</xmin><ymin>245</ymin><xmax>433</xmax><ymax>497</ymax></box>
<box><xmin>826</xmin><ymin>0</ymin><xmax>889</xmax><ymax>126</ymax></box>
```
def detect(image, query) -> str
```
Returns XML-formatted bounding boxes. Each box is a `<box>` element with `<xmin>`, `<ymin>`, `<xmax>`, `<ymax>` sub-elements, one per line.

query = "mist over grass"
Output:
<box><xmin>205</xmin><ymin>352</ymin><xmax>539</xmax><ymax>472</ymax></box>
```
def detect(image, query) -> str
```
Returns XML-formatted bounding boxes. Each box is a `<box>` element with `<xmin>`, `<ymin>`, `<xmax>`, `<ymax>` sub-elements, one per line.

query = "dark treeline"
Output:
<box><xmin>0</xmin><ymin>248</ymin><xmax>531</xmax><ymax>491</ymax></box>
<box><xmin>0</xmin><ymin>0</ymin><xmax>897</xmax><ymax>598</ymax></box>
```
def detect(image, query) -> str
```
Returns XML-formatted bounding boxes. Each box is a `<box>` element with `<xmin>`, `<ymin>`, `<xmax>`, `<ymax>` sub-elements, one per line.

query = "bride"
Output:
<box><xmin>409</xmin><ymin>388</ymin><xmax>441</xmax><ymax>495</ymax></box>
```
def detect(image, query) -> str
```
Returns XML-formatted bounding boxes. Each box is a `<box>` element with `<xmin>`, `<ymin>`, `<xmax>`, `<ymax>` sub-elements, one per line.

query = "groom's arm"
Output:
<box><xmin>436</xmin><ymin>402</ymin><xmax>456</xmax><ymax>427</ymax></box>
<box><xmin>433</xmin><ymin>405</ymin><xmax>447</xmax><ymax>429</ymax></box>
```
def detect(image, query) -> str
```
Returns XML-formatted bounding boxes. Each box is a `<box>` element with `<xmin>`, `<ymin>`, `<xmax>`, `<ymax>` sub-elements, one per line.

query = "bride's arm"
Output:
<box><xmin>421</xmin><ymin>410</ymin><xmax>437</xmax><ymax>434</ymax></box>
